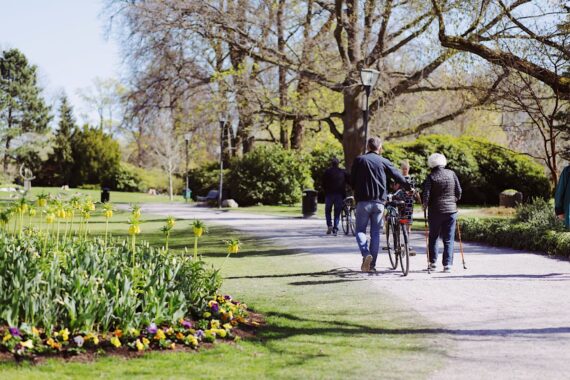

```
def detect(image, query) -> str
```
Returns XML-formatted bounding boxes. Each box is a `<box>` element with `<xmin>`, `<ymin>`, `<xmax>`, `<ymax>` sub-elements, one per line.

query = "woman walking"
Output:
<box><xmin>422</xmin><ymin>153</ymin><xmax>462</xmax><ymax>273</ymax></box>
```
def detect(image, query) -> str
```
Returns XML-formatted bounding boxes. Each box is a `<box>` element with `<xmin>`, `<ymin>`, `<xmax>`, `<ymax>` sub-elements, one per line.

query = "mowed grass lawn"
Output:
<box><xmin>0</xmin><ymin>207</ymin><xmax>442</xmax><ymax>379</ymax></box>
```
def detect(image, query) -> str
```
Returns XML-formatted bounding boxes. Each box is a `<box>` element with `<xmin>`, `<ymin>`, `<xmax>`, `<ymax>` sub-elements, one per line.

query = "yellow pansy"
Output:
<box><xmin>60</xmin><ymin>328</ymin><xmax>70</xmax><ymax>341</ymax></box>
<box><xmin>142</xmin><ymin>337</ymin><xmax>150</xmax><ymax>346</ymax></box>
<box><xmin>21</xmin><ymin>339</ymin><xmax>34</xmax><ymax>349</ymax></box>
<box><xmin>110</xmin><ymin>336</ymin><xmax>121</xmax><ymax>348</ymax></box>
<box><xmin>210</xmin><ymin>320</ymin><xmax>220</xmax><ymax>329</ymax></box>
<box><xmin>2</xmin><ymin>334</ymin><xmax>11</xmax><ymax>343</ymax></box>
<box><xmin>135</xmin><ymin>339</ymin><xmax>144</xmax><ymax>351</ymax></box>
<box><xmin>154</xmin><ymin>329</ymin><xmax>166</xmax><ymax>340</ymax></box>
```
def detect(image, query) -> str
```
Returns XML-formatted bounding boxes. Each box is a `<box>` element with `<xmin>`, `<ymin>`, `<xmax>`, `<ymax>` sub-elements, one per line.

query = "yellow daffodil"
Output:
<box><xmin>110</xmin><ymin>336</ymin><xmax>121</xmax><ymax>348</ymax></box>
<box><xmin>104</xmin><ymin>210</ymin><xmax>113</xmax><ymax>219</ymax></box>
<box><xmin>56</xmin><ymin>209</ymin><xmax>66</xmax><ymax>219</ymax></box>
<box><xmin>128</xmin><ymin>224</ymin><xmax>141</xmax><ymax>235</ymax></box>
<box><xmin>37</xmin><ymin>198</ymin><xmax>47</xmax><ymax>208</ymax></box>
<box><xmin>29</xmin><ymin>208</ymin><xmax>37</xmax><ymax>217</ymax></box>
<box><xmin>166</xmin><ymin>217</ymin><xmax>175</xmax><ymax>229</ymax></box>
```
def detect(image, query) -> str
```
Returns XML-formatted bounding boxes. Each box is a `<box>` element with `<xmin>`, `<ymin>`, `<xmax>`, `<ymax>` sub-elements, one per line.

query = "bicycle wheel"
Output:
<box><xmin>349</xmin><ymin>207</ymin><xmax>356</xmax><ymax>236</ymax></box>
<box><xmin>385</xmin><ymin>219</ymin><xmax>398</xmax><ymax>269</ymax></box>
<box><xmin>341</xmin><ymin>207</ymin><xmax>349</xmax><ymax>235</ymax></box>
<box><xmin>399</xmin><ymin>223</ymin><xmax>410</xmax><ymax>276</ymax></box>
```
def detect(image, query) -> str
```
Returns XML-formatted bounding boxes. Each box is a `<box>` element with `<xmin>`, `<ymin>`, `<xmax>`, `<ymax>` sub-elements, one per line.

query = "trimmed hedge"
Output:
<box><xmin>228</xmin><ymin>145</ymin><xmax>313</xmax><ymax>206</ymax></box>
<box><xmin>460</xmin><ymin>199</ymin><xmax>570</xmax><ymax>256</ymax></box>
<box><xmin>383</xmin><ymin>135</ymin><xmax>551</xmax><ymax>205</ymax></box>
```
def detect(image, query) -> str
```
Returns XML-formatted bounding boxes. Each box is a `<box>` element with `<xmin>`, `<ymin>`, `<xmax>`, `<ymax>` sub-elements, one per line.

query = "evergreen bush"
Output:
<box><xmin>228</xmin><ymin>145</ymin><xmax>313</xmax><ymax>206</ymax></box>
<box><xmin>382</xmin><ymin>135</ymin><xmax>550</xmax><ymax>205</ymax></box>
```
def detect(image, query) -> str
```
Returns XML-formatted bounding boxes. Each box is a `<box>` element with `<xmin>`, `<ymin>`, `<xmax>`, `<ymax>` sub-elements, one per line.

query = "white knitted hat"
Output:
<box><xmin>428</xmin><ymin>153</ymin><xmax>447</xmax><ymax>168</ymax></box>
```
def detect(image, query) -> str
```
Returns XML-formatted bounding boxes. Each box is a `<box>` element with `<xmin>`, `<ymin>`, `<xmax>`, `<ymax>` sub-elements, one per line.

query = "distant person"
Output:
<box><xmin>397</xmin><ymin>160</ymin><xmax>421</xmax><ymax>255</ymax></box>
<box><xmin>322</xmin><ymin>157</ymin><xmax>348</xmax><ymax>235</ymax></box>
<box><xmin>422</xmin><ymin>153</ymin><xmax>462</xmax><ymax>273</ymax></box>
<box><xmin>555</xmin><ymin>164</ymin><xmax>570</xmax><ymax>228</ymax></box>
<box><xmin>351</xmin><ymin>137</ymin><xmax>411</xmax><ymax>272</ymax></box>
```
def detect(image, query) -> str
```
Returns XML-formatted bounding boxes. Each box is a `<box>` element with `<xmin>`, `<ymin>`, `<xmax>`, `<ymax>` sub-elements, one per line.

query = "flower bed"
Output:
<box><xmin>0</xmin><ymin>195</ymin><xmax>250</xmax><ymax>361</ymax></box>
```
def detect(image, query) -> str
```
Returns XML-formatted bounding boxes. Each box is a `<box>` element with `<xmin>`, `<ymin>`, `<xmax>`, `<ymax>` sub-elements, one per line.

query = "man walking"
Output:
<box><xmin>323</xmin><ymin>157</ymin><xmax>348</xmax><ymax>235</ymax></box>
<box><xmin>351</xmin><ymin>137</ymin><xmax>411</xmax><ymax>272</ymax></box>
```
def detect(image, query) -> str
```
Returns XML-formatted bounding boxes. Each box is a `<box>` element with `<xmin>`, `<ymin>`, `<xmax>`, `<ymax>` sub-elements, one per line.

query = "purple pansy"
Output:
<box><xmin>224</xmin><ymin>295</ymin><xmax>232</xmax><ymax>301</ymax></box>
<box><xmin>181</xmin><ymin>320</ymin><xmax>192</xmax><ymax>329</ymax></box>
<box><xmin>8</xmin><ymin>327</ymin><xmax>20</xmax><ymax>337</ymax></box>
<box><xmin>211</xmin><ymin>303</ymin><xmax>219</xmax><ymax>313</ymax></box>
<box><xmin>147</xmin><ymin>323</ymin><xmax>158</xmax><ymax>334</ymax></box>
<box><xmin>195</xmin><ymin>329</ymin><xmax>205</xmax><ymax>339</ymax></box>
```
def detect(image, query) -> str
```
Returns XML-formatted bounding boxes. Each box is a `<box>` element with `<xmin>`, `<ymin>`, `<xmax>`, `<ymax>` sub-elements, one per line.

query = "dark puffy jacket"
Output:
<box><xmin>350</xmin><ymin>152</ymin><xmax>410</xmax><ymax>203</ymax></box>
<box><xmin>422</xmin><ymin>167</ymin><xmax>462</xmax><ymax>214</ymax></box>
<box><xmin>323</xmin><ymin>166</ymin><xmax>348</xmax><ymax>195</ymax></box>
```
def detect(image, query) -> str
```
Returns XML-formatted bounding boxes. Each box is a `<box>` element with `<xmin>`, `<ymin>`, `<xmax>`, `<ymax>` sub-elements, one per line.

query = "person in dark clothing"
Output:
<box><xmin>422</xmin><ymin>153</ymin><xmax>462</xmax><ymax>273</ymax></box>
<box><xmin>351</xmin><ymin>137</ymin><xmax>411</xmax><ymax>272</ymax></box>
<box><xmin>323</xmin><ymin>157</ymin><xmax>348</xmax><ymax>235</ymax></box>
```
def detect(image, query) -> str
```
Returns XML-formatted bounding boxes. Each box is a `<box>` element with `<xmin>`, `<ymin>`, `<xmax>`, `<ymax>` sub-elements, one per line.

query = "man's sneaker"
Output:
<box><xmin>326</xmin><ymin>226</ymin><xmax>332</xmax><ymax>235</ymax></box>
<box><xmin>332</xmin><ymin>228</ymin><xmax>338</xmax><ymax>236</ymax></box>
<box><xmin>369</xmin><ymin>266</ymin><xmax>377</xmax><ymax>272</ymax></box>
<box><xmin>443</xmin><ymin>266</ymin><xmax>451</xmax><ymax>273</ymax></box>
<box><xmin>361</xmin><ymin>255</ymin><xmax>373</xmax><ymax>272</ymax></box>
<box><xmin>429</xmin><ymin>263</ymin><xmax>436</xmax><ymax>270</ymax></box>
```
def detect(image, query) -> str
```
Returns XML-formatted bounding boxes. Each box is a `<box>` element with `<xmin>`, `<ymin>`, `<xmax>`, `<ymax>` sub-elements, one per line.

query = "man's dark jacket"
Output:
<box><xmin>322</xmin><ymin>166</ymin><xmax>348</xmax><ymax>196</ymax></box>
<box><xmin>350</xmin><ymin>152</ymin><xmax>409</xmax><ymax>203</ymax></box>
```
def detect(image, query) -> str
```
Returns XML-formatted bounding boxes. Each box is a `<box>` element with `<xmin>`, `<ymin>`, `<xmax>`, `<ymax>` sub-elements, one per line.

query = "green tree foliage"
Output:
<box><xmin>69</xmin><ymin>125</ymin><xmax>121</xmax><ymax>188</ymax></box>
<box><xmin>382</xmin><ymin>135</ymin><xmax>550</xmax><ymax>205</ymax></box>
<box><xmin>39</xmin><ymin>96</ymin><xmax>76</xmax><ymax>186</ymax></box>
<box><xmin>228</xmin><ymin>145</ymin><xmax>313</xmax><ymax>206</ymax></box>
<box><xmin>0</xmin><ymin>49</ymin><xmax>51</xmax><ymax>173</ymax></box>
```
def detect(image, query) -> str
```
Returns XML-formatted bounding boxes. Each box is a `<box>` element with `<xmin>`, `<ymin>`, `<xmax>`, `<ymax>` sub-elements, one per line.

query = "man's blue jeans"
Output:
<box><xmin>428</xmin><ymin>211</ymin><xmax>458</xmax><ymax>266</ymax></box>
<box><xmin>325</xmin><ymin>193</ymin><xmax>344</xmax><ymax>230</ymax></box>
<box><xmin>355</xmin><ymin>201</ymin><xmax>385</xmax><ymax>268</ymax></box>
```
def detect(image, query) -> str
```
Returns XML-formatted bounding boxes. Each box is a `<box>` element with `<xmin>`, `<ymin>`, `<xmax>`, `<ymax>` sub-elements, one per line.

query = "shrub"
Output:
<box><xmin>69</xmin><ymin>125</ymin><xmax>121</xmax><ymax>189</ymax></box>
<box><xmin>382</xmin><ymin>135</ymin><xmax>550</xmax><ymax>205</ymax></box>
<box><xmin>187</xmin><ymin>162</ymin><xmax>223</xmax><ymax>200</ymax></box>
<box><xmin>228</xmin><ymin>145</ymin><xmax>313</xmax><ymax>206</ymax></box>
<box><xmin>460</xmin><ymin>199</ymin><xmax>569</xmax><ymax>256</ymax></box>
<box><xmin>114</xmin><ymin>163</ymin><xmax>144</xmax><ymax>192</ymax></box>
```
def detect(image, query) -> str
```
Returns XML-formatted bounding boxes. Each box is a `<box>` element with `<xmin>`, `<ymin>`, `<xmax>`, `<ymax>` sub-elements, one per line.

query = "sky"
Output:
<box><xmin>0</xmin><ymin>0</ymin><xmax>121</xmax><ymax>125</ymax></box>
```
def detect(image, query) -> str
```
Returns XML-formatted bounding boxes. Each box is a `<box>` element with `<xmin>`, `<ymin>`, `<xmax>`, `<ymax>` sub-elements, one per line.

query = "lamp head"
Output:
<box><xmin>360</xmin><ymin>68</ymin><xmax>380</xmax><ymax>89</ymax></box>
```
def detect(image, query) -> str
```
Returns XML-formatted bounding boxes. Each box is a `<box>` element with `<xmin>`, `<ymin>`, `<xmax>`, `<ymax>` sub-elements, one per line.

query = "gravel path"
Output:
<box><xmin>141</xmin><ymin>204</ymin><xmax>570</xmax><ymax>379</ymax></box>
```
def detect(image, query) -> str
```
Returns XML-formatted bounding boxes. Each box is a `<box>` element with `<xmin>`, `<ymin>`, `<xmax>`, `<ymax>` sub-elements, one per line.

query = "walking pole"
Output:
<box><xmin>424</xmin><ymin>209</ymin><xmax>430</xmax><ymax>274</ymax></box>
<box><xmin>456</xmin><ymin>219</ymin><xmax>467</xmax><ymax>270</ymax></box>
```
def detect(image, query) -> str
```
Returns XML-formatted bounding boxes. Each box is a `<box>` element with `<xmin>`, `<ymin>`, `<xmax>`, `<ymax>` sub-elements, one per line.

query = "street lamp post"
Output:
<box><xmin>184</xmin><ymin>132</ymin><xmax>192</xmax><ymax>203</ymax></box>
<box><xmin>218</xmin><ymin>116</ymin><xmax>226</xmax><ymax>209</ymax></box>
<box><xmin>360</xmin><ymin>68</ymin><xmax>380</xmax><ymax>153</ymax></box>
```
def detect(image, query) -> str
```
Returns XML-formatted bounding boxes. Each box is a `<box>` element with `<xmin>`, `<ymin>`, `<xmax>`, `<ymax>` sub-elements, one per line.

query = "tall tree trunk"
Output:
<box><xmin>342</xmin><ymin>87</ymin><xmax>365</xmax><ymax>171</ymax></box>
<box><xmin>277</xmin><ymin>0</ymin><xmax>289</xmax><ymax>149</ymax></box>
<box><xmin>3</xmin><ymin>108</ymin><xmax>12</xmax><ymax>174</ymax></box>
<box><xmin>291</xmin><ymin>76</ymin><xmax>310</xmax><ymax>149</ymax></box>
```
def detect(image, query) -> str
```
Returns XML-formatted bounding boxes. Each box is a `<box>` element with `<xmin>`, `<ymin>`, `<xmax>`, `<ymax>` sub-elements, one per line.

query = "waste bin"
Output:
<box><xmin>184</xmin><ymin>188</ymin><xmax>192</xmax><ymax>201</ymax></box>
<box><xmin>302</xmin><ymin>189</ymin><xmax>318</xmax><ymax>218</ymax></box>
<box><xmin>101</xmin><ymin>188</ymin><xmax>110</xmax><ymax>203</ymax></box>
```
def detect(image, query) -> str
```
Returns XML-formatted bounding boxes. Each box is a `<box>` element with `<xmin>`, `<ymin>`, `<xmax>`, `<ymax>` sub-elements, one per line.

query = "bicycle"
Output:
<box><xmin>341</xmin><ymin>196</ymin><xmax>356</xmax><ymax>236</ymax></box>
<box><xmin>384</xmin><ymin>194</ymin><xmax>411</xmax><ymax>276</ymax></box>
